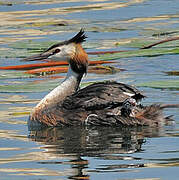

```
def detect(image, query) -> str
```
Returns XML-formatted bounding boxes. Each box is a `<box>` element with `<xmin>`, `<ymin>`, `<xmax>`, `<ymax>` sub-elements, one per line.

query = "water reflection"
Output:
<box><xmin>28</xmin><ymin>126</ymin><xmax>163</xmax><ymax>178</ymax></box>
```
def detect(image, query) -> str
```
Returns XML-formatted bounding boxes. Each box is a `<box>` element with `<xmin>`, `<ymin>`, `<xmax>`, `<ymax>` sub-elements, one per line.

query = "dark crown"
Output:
<box><xmin>67</xmin><ymin>29</ymin><xmax>87</xmax><ymax>44</ymax></box>
<box><xmin>45</xmin><ymin>29</ymin><xmax>87</xmax><ymax>52</ymax></box>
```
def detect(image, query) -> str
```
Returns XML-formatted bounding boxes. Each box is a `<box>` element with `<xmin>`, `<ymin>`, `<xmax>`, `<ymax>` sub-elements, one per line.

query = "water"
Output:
<box><xmin>0</xmin><ymin>0</ymin><xmax>179</xmax><ymax>179</ymax></box>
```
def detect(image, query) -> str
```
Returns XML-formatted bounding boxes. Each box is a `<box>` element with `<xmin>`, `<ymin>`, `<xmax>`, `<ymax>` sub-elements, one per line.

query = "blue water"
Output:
<box><xmin>0</xmin><ymin>0</ymin><xmax>179</xmax><ymax>179</ymax></box>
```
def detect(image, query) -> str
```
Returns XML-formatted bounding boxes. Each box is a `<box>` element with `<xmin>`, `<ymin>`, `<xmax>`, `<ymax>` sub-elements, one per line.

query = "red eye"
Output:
<box><xmin>54</xmin><ymin>49</ymin><xmax>61</xmax><ymax>54</ymax></box>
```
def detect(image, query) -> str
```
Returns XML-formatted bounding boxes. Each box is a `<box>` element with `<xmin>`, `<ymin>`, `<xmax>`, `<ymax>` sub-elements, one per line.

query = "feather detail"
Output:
<box><xmin>67</xmin><ymin>29</ymin><xmax>87</xmax><ymax>44</ymax></box>
<box><xmin>70</xmin><ymin>44</ymin><xmax>88</xmax><ymax>74</ymax></box>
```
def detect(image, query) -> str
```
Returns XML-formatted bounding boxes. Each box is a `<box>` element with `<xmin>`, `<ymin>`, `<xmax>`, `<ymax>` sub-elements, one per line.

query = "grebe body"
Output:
<box><xmin>25</xmin><ymin>30</ymin><xmax>178</xmax><ymax>128</ymax></box>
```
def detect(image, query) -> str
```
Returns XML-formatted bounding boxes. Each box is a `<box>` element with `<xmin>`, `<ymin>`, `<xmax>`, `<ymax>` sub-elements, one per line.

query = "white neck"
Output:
<box><xmin>32</xmin><ymin>65</ymin><xmax>82</xmax><ymax>114</ymax></box>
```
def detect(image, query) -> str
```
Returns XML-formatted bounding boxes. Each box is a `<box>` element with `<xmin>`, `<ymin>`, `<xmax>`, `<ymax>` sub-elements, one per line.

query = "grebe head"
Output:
<box><xmin>121</xmin><ymin>98</ymin><xmax>137</xmax><ymax>117</ymax></box>
<box><xmin>23</xmin><ymin>29</ymin><xmax>88</xmax><ymax>74</ymax></box>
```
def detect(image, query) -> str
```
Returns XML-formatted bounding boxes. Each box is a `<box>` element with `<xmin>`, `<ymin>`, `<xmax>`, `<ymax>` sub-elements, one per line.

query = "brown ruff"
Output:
<box><xmin>70</xmin><ymin>44</ymin><xmax>88</xmax><ymax>75</ymax></box>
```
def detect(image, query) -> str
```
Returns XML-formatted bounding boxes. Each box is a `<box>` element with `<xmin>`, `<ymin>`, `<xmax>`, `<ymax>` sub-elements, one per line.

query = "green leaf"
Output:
<box><xmin>94</xmin><ymin>48</ymin><xmax>179</xmax><ymax>61</ymax></box>
<box><xmin>9</xmin><ymin>41</ymin><xmax>54</xmax><ymax>51</ymax></box>
<box><xmin>116</xmin><ymin>35</ymin><xmax>179</xmax><ymax>49</ymax></box>
<box><xmin>0</xmin><ymin>78</ymin><xmax>96</xmax><ymax>93</ymax></box>
<box><xmin>0</xmin><ymin>83</ymin><xmax>52</xmax><ymax>93</ymax></box>
<box><xmin>0</xmin><ymin>70</ymin><xmax>34</xmax><ymax>79</ymax></box>
<box><xmin>137</xmin><ymin>80</ymin><xmax>179</xmax><ymax>90</ymax></box>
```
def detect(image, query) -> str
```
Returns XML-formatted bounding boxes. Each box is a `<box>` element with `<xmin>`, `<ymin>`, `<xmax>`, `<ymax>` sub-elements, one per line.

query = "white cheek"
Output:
<box><xmin>49</xmin><ymin>55</ymin><xmax>67</xmax><ymax>61</ymax></box>
<box><xmin>52</xmin><ymin>52</ymin><xmax>68</xmax><ymax>61</ymax></box>
<box><xmin>63</xmin><ymin>44</ymin><xmax>76</xmax><ymax>57</ymax></box>
<box><xmin>49</xmin><ymin>44</ymin><xmax>76</xmax><ymax>61</ymax></box>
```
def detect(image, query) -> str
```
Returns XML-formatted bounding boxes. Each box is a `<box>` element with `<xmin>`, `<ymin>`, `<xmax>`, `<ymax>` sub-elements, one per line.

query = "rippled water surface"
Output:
<box><xmin>0</xmin><ymin>0</ymin><xmax>179</xmax><ymax>179</ymax></box>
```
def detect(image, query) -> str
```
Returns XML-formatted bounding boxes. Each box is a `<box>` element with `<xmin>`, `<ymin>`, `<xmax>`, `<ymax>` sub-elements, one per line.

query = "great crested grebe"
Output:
<box><xmin>25</xmin><ymin>29</ymin><xmax>179</xmax><ymax>127</ymax></box>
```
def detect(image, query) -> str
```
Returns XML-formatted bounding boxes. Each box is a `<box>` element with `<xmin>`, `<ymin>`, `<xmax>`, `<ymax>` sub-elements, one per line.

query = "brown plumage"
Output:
<box><xmin>29</xmin><ymin>81</ymin><xmax>145</xmax><ymax>127</ymax></box>
<box><xmin>70</xmin><ymin>43</ymin><xmax>88</xmax><ymax>74</ymax></box>
<box><xmin>29</xmin><ymin>84</ymin><xmax>179</xmax><ymax>128</ymax></box>
<box><xmin>26</xmin><ymin>30</ymin><xmax>179</xmax><ymax>128</ymax></box>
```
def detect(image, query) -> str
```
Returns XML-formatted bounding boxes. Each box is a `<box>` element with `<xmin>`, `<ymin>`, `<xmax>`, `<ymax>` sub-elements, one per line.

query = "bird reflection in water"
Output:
<box><xmin>28</xmin><ymin>126</ymin><xmax>164</xmax><ymax>179</ymax></box>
